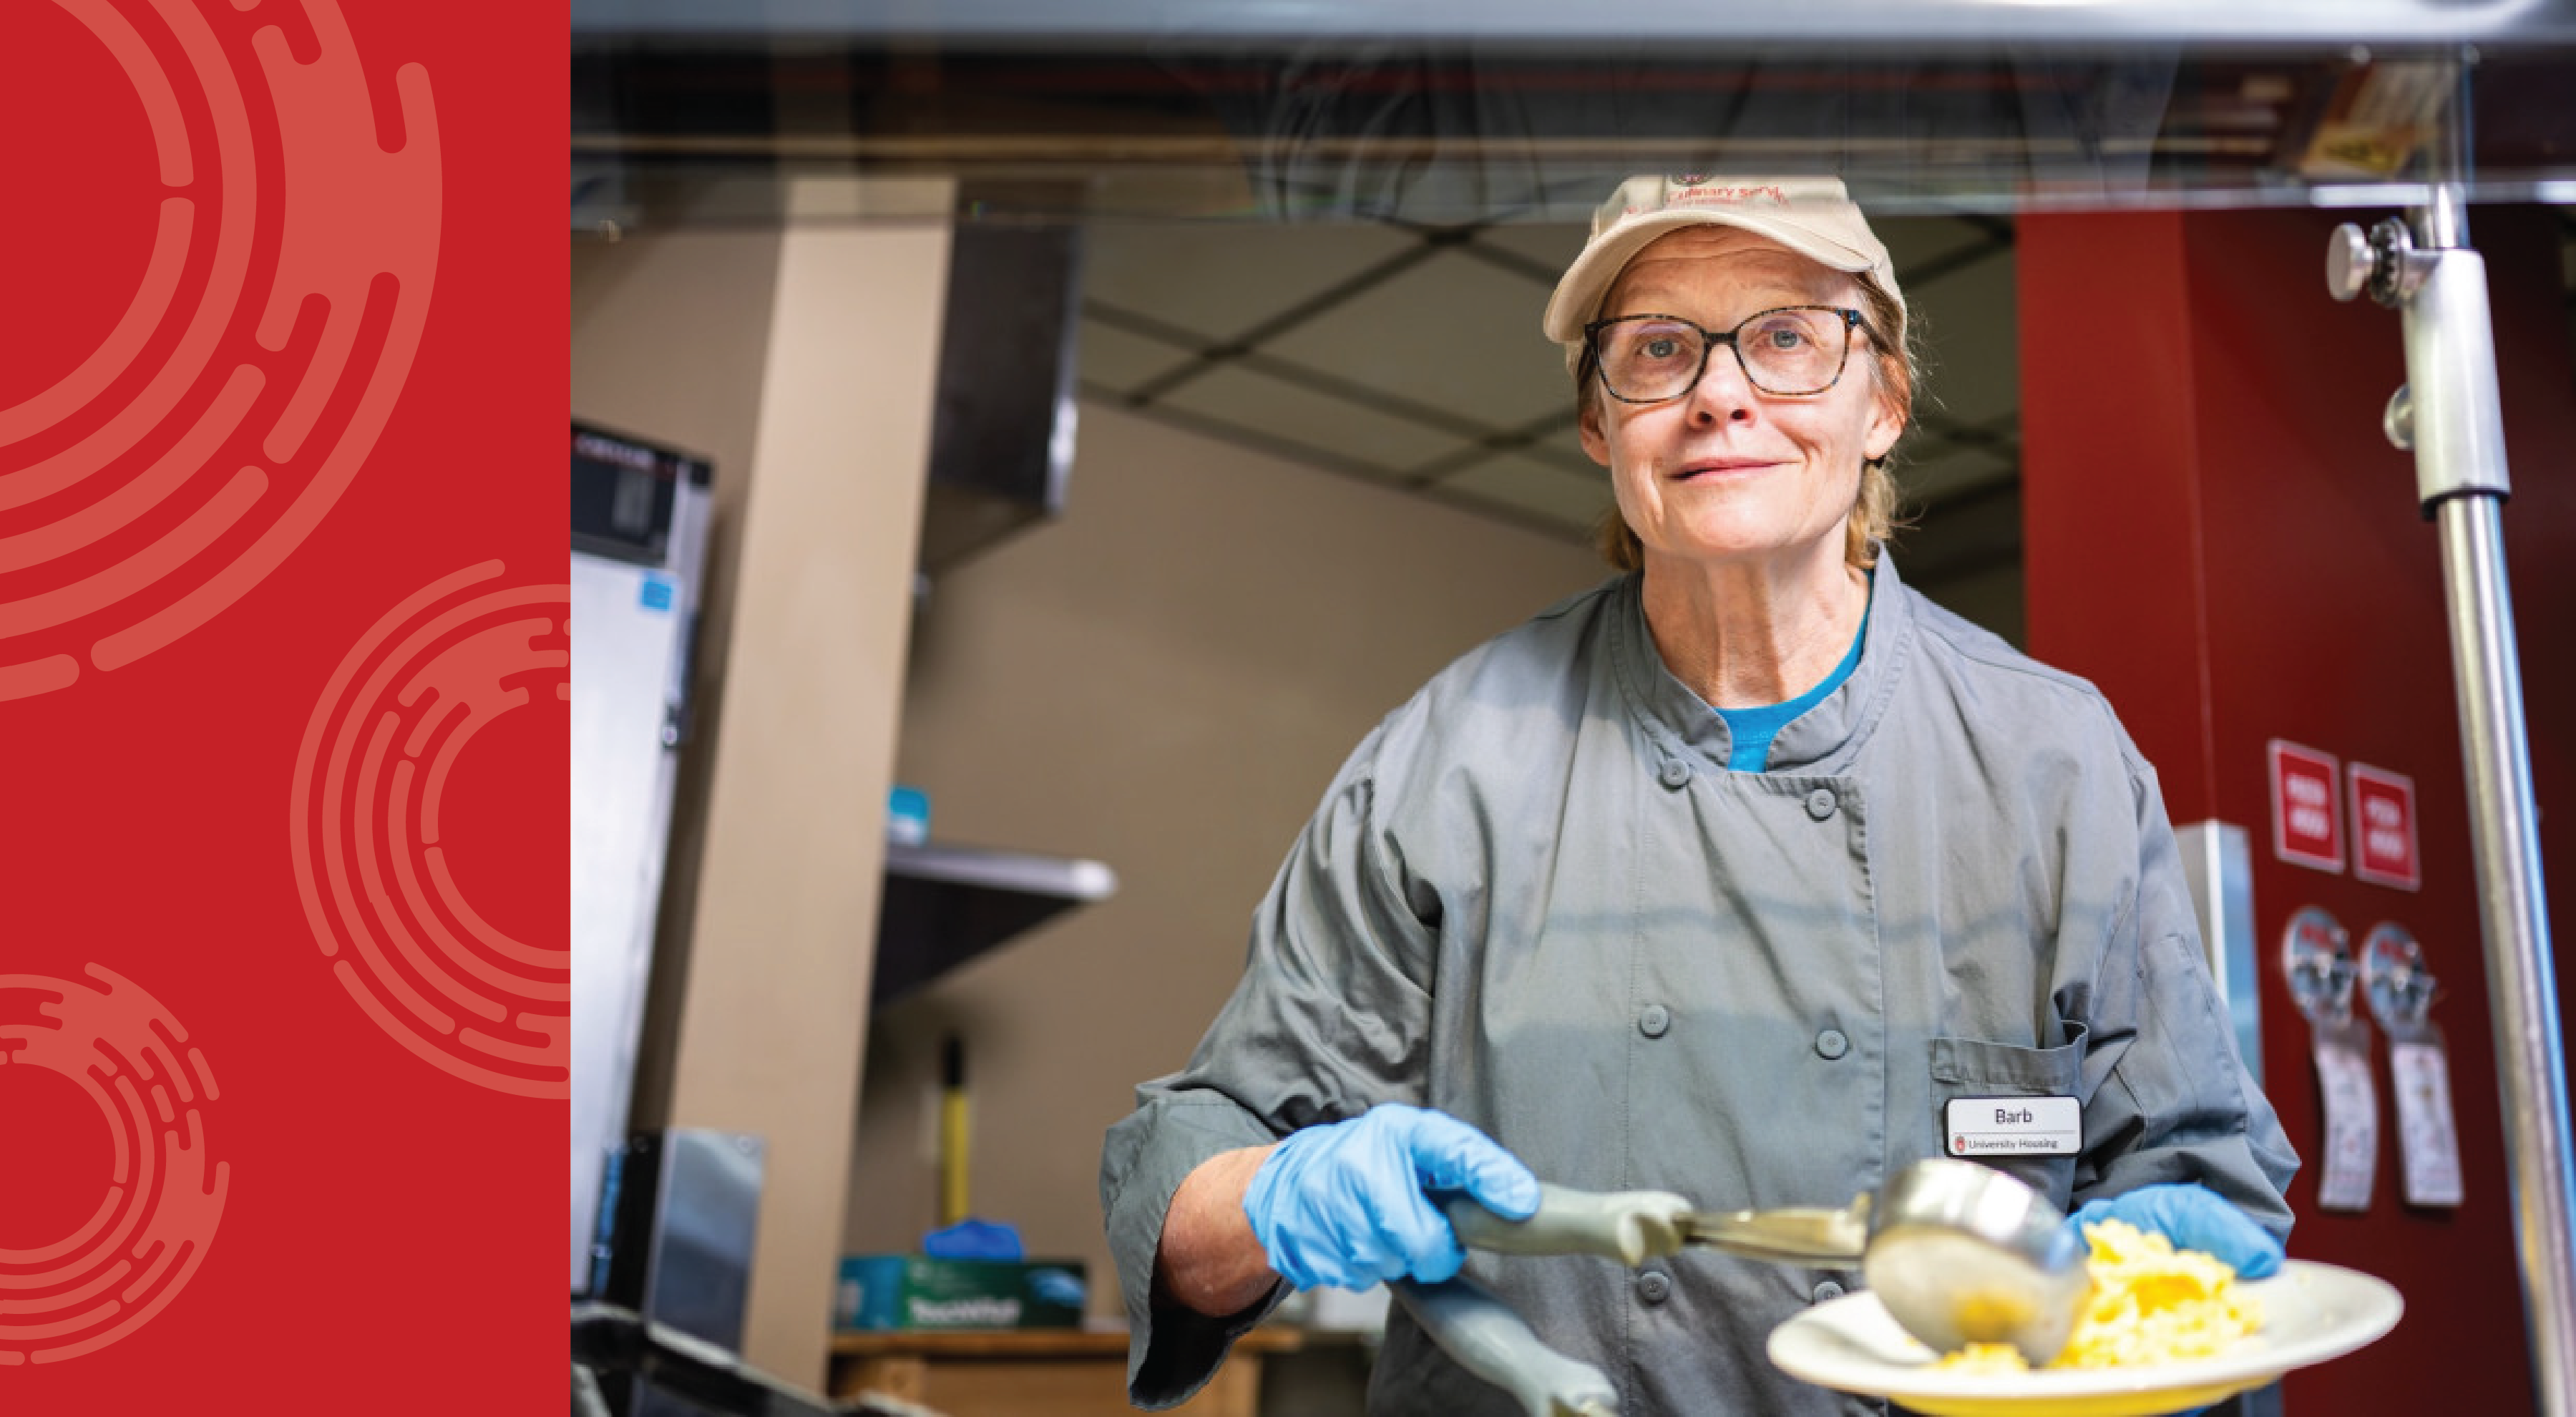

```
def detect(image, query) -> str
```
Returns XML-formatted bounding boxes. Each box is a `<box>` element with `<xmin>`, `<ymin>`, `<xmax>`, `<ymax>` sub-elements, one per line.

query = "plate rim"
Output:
<box><xmin>1766</xmin><ymin>1259</ymin><xmax>2405</xmax><ymax>1403</ymax></box>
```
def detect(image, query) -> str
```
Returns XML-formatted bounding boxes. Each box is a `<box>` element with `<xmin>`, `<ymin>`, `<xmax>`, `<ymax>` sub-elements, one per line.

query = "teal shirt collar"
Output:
<box><xmin>1715</xmin><ymin>573</ymin><xmax>1874</xmax><ymax>772</ymax></box>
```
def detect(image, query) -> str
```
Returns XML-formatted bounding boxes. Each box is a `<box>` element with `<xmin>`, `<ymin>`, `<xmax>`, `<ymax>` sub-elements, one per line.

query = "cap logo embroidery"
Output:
<box><xmin>1669</xmin><ymin>182</ymin><xmax>1788</xmax><ymax>208</ymax></box>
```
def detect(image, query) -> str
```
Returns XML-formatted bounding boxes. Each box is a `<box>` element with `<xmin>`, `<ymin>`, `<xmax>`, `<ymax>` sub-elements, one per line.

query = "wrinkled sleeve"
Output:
<box><xmin>2074</xmin><ymin>759</ymin><xmax>2300</xmax><ymax>1242</ymax></box>
<box><xmin>1099</xmin><ymin>731</ymin><xmax>1441</xmax><ymax>1408</ymax></box>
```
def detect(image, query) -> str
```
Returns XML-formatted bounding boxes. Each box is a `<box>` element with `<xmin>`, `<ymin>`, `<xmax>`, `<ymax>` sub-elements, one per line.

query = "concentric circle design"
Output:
<box><xmin>0</xmin><ymin>0</ymin><xmax>438</xmax><ymax>701</ymax></box>
<box><xmin>289</xmin><ymin>562</ymin><xmax>568</xmax><ymax>1096</ymax></box>
<box><xmin>0</xmin><ymin>965</ymin><xmax>228</xmax><ymax>1365</ymax></box>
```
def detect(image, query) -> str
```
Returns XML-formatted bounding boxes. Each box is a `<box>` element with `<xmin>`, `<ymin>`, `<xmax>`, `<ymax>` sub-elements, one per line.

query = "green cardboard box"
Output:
<box><xmin>834</xmin><ymin>1255</ymin><xmax>1088</xmax><ymax>1330</ymax></box>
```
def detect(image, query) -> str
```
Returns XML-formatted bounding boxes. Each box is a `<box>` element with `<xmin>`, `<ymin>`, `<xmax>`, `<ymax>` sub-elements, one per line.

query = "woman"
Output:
<box><xmin>1101</xmin><ymin>175</ymin><xmax>2296</xmax><ymax>1415</ymax></box>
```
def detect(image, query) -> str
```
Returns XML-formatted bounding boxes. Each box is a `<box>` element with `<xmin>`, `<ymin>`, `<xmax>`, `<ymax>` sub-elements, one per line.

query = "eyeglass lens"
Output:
<box><xmin>1594</xmin><ymin>308</ymin><xmax>1849</xmax><ymax>399</ymax></box>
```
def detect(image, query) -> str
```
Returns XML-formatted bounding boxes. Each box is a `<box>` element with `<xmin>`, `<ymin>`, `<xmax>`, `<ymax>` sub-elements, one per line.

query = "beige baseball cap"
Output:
<box><xmin>1543</xmin><ymin>175</ymin><xmax>1903</xmax><ymax>372</ymax></box>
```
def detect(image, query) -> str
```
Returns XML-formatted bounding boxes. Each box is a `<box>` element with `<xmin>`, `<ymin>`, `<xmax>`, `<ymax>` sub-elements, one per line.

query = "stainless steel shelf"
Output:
<box><xmin>874</xmin><ymin>842</ymin><xmax>1116</xmax><ymax>1007</ymax></box>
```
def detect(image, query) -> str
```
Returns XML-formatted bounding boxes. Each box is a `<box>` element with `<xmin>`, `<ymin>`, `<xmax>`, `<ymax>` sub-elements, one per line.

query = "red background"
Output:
<box><xmin>1</xmin><ymin>0</ymin><xmax>561</xmax><ymax>1408</ymax></box>
<box><xmin>2024</xmin><ymin>205</ymin><xmax>2576</xmax><ymax>1413</ymax></box>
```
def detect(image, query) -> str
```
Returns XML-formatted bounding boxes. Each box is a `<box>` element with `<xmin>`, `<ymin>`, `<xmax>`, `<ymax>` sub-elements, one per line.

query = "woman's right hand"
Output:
<box><xmin>1240</xmin><ymin>1103</ymin><xmax>1541</xmax><ymax>1290</ymax></box>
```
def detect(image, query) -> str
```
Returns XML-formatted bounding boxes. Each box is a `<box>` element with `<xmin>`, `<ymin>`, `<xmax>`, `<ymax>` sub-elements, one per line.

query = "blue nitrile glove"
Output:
<box><xmin>1241</xmin><ymin>1103</ymin><xmax>1541</xmax><ymax>1292</ymax></box>
<box><xmin>2072</xmin><ymin>1184</ymin><xmax>2285</xmax><ymax>1279</ymax></box>
<box><xmin>923</xmin><ymin>1218</ymin><xmax>1023</xmax><ymax>1261</ymax></box>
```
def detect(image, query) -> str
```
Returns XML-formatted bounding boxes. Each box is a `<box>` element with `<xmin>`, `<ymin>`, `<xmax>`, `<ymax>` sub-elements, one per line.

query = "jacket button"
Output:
<box><xmin>1659</xmin><ymin>759</ymin><xmax>1692</xmax><ymax>789</ymax></box>
<box><xmin>1815</xmin><ymin>1029</ymin><xmax>1850</xmax><ymax>1060</ymax></box>
<box><xmin>1636</xmin><ymin>1270</ymin><xmax>1672</xmax><ymax>1305</ymax></box>
<box><xmin>1805</xmin><ymin>787</ymin><xmax>1838</xmax><ymax>820</ymax></box>
<box><xmin>1813</xmin><ymin>1280</ymin><xmax>1846</xmax><ymax>1303</ymax></box>
<box><xmin>1639</xmin><ymin>1003</ymin><xmax>1671</xmax><ymax>1038</ymax></box>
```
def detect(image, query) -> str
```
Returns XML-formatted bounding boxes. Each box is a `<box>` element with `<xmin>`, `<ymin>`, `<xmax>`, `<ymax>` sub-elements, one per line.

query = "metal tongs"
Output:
<box><xmin>1392</xmin><ymin>1157</ymin><xmax>2089</xmax><ymax>1417</ymax></box>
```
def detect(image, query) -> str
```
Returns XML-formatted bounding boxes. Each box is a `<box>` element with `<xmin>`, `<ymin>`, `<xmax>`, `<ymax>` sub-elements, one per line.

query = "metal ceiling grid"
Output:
<box><xmin>1075</xmin><ymin>210</ymin><xmax>2023</xmax><ymax>550</ymax></box>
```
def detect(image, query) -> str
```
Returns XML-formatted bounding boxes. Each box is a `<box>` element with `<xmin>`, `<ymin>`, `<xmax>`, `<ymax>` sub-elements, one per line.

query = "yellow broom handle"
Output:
<box><xmin>940</xmin><ymin>1036</ymin><xmax>970</xmax><ymax>1227</ymax></box>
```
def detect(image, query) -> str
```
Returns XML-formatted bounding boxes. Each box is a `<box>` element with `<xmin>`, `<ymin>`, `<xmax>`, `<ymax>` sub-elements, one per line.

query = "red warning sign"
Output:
<box><xmin>2350</xmin><ymin>764</ymin><xmax>2421</xmax><ymax>890</ymax></box>
<box><xmin>2270</xmin><ymin>739</ymin><xmax>2344</xmax><ymax>872</ymax></box>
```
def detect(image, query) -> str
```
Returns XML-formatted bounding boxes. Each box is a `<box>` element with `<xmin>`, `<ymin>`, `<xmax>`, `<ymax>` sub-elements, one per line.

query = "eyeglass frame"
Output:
<box><xmin>1581</xmin><ymin>305</ymin><xmax>1872</xmax><ymax>402</ymax></box>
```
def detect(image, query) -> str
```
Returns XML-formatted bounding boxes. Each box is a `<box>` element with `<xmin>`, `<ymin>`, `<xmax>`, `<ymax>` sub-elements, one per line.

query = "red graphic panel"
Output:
<box><xmin>290</xmin><ymin>562</ymin><xmax>570</xmax><ymax>1096</ymax></box>
<box><xmin>0</xmin><ymin>967</ymin><xmax>228</xmax><ymax>1365</ymax></box>
<box><xmin>1</xmin><ymin>1</ymin><xmax>560</xmax><ymax>1409</ymax></box>
<box><xmin>0</xmin><ymin>0</ymin><xmax>437</xmax><ymax>699</ymax></box>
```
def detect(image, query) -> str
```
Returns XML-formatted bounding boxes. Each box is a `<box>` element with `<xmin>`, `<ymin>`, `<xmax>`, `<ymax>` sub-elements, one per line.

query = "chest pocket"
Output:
<box><xmin>1926</xmin><ymin>1026</ymin><xmax>2088</xmax><ymax>1209</ymax></box>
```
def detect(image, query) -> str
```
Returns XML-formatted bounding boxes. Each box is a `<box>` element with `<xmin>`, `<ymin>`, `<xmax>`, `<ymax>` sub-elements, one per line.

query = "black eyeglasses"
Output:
<box><xmin>1584</xmin><ymin>306</ymin><xmax>1868</xmax><ymax>401</ymax></box>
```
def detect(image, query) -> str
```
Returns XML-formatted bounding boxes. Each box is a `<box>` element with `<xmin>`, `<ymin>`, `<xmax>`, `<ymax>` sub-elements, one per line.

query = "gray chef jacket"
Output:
<box><xmin>1101</xmin><ymin>555</ymin><xmax>2297</xmax><ymax>1416</ymax></box>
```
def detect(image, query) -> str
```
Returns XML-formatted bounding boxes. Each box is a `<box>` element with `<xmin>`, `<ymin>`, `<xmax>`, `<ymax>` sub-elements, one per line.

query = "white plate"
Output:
<box><xmin>1765</xmin><ymin>1260</ymin><xmax>2403</xmax><ymax>1417</ymax></box>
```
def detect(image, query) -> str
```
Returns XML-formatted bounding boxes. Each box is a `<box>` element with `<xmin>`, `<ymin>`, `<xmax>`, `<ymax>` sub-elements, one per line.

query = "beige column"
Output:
<box><xmin>663</xmin><ymin>177</ymin><xmax>952</xmax><ymax>1386</ymax></box>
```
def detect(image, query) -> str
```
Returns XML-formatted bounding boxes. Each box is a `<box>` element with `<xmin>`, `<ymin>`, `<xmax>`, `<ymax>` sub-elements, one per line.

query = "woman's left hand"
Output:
<box><xmin>2069</xmin><ymin>1183</ymin><xmax>2285</xmax><ymax>1278</ymax></box>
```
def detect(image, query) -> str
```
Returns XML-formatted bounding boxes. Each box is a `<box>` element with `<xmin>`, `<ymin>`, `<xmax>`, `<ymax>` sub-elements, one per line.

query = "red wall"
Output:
<box><xmin>2021</xmin><ymin>205</ymin><xmax>2576</xmax><ymax>1413</ymax></box>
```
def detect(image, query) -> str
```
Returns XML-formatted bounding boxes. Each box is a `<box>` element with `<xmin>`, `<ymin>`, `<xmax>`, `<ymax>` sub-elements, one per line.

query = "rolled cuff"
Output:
<box><xmin>1102</xmin><ymin>1092</ymin><xmax>1290</xmax><ymax>1408</ymax></box>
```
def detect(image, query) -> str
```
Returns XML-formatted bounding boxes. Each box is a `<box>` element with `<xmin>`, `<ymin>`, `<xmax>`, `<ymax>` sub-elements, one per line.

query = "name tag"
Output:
<box><xmin>1946</xmin><ymin>1096</ymin><xmax>2082</xmax><ymax>1157</ymax></box>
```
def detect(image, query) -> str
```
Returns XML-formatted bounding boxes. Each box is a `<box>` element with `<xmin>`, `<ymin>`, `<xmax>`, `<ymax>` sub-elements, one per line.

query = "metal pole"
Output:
<box><xmin>2331</xmin><ymin>72</ymin><xmax>2576</xmax><ymax>1405</ymax></box>
<box><xmin>2429</xmin><ymin>491</ymin><xmax>2576</xmax><ymax>1417</ymax></box>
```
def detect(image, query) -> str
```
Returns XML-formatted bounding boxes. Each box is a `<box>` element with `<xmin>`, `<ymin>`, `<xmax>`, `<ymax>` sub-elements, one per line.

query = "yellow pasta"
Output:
<box><xmin>1933</xmin><ymin>1218</ymin><xmax>2263</xmax><ymax>1373</ymax></box>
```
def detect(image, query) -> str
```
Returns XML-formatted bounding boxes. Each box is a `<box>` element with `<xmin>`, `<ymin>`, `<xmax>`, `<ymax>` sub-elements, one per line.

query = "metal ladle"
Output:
<box><xmin>1392</xmin><ymin>1157</ymin><xmax>2090</xmax><ymax>1417</ymax></box>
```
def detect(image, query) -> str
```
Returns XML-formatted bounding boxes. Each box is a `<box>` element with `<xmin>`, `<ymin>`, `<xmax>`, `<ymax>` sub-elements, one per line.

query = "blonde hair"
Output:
<box><xmin>1585</xmin><ymin>272</ymin><xmax>1916</xmax><ymax>573</ymax></box>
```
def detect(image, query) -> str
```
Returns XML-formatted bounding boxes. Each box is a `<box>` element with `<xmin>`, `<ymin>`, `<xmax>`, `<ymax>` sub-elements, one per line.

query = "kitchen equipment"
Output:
<box><xmin>570</xmin><ymin>422</ymin><xmax>712</xmax><ymax>1295</ymax></box>
<box><xmin>1457</xmin><ymin>1159</ymin><xmax>2091</xmax><ymax>1361</ymax></box>
<box><xmin>1390</xmin><ymin>1277</ymin><xmax>1622</xmax><ymax>1417</ymax></box>
<box><xmin>1394</xmin><ymin>1158</ymin><xmax>2091</xmax><ymax>1417</ymax></box>
<box><xmin>572</xmin><ymin>1301</ymin><xmax>940</xmax><ymax>1417</ymax></box>
<box><xmin>587</xmin><ymin>1129</ymin><xmax>767</xmax><ymax>1417</ymax></box>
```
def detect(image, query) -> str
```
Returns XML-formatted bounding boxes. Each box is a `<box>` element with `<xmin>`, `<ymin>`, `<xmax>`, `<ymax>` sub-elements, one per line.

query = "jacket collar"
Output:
<box><xmin>1609</xmin><ymin>550</ymin><xmax>1916</xmax><ymax>777</ymax></box>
